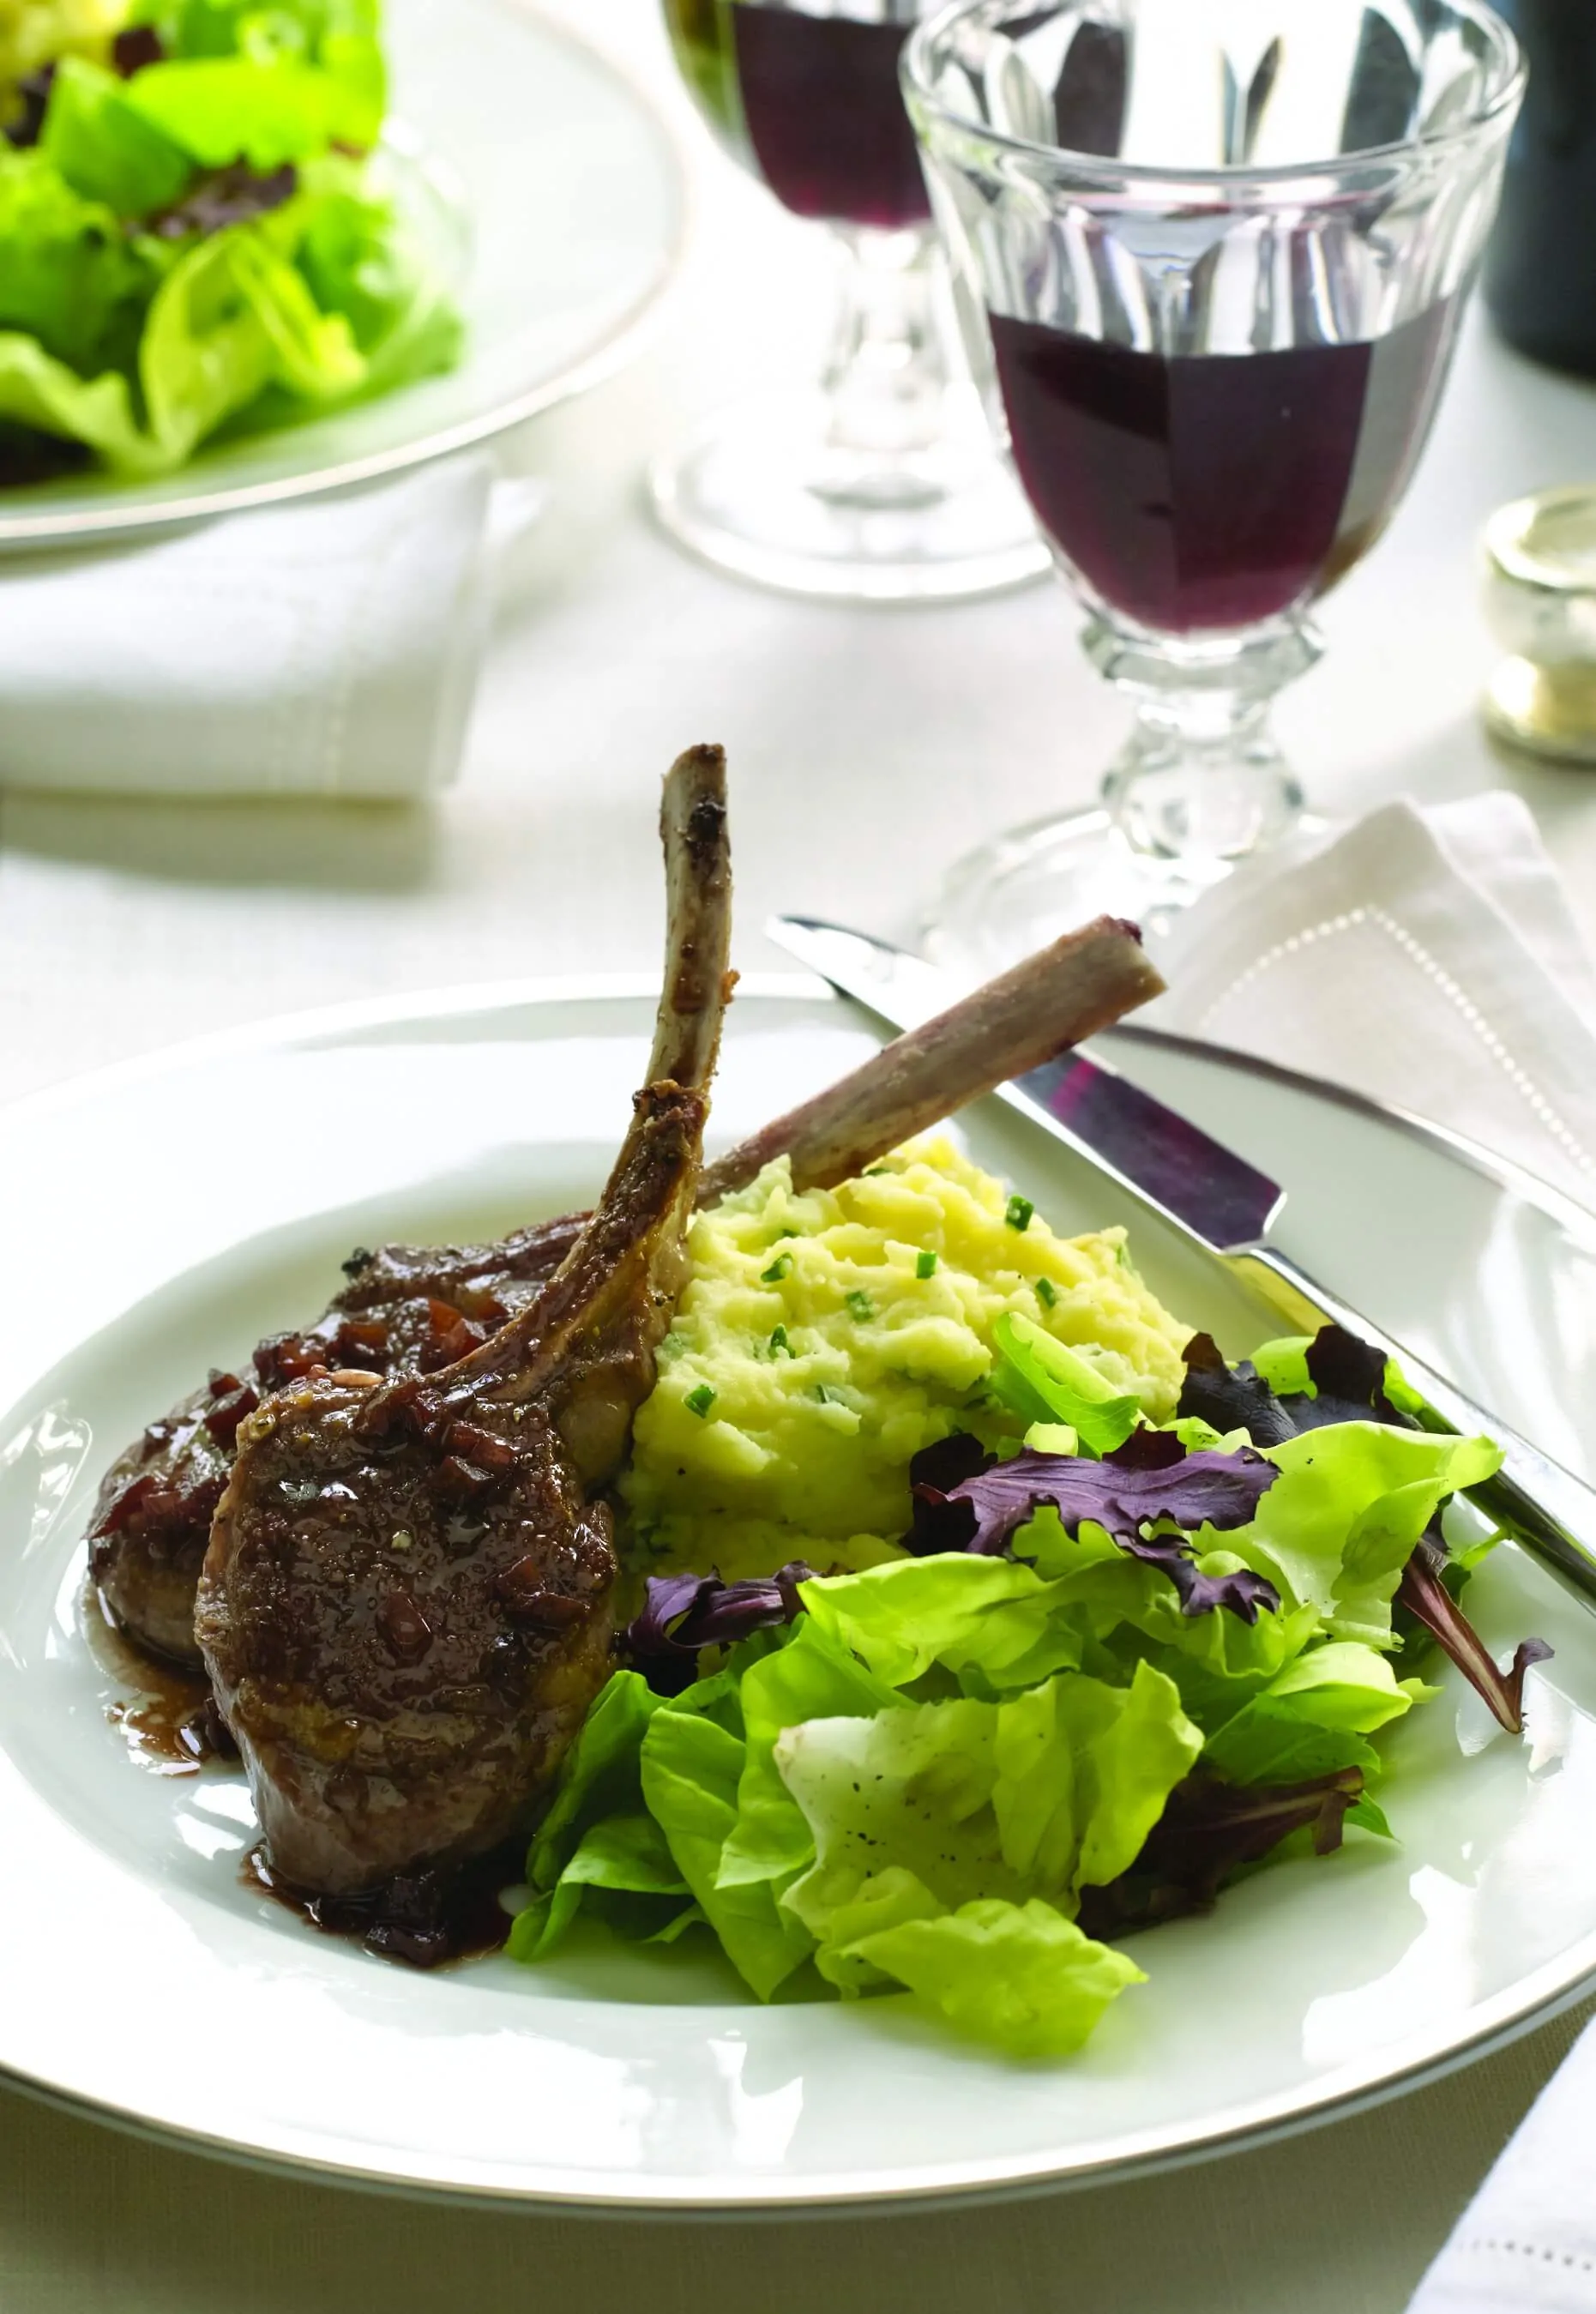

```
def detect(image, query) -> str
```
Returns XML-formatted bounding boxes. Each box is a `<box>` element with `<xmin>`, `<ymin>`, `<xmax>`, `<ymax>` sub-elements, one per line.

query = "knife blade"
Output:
<box><xmin>767</xmin><ymin>913</ymin><xmax>1596</xmax><ymax>1612</ymax></box>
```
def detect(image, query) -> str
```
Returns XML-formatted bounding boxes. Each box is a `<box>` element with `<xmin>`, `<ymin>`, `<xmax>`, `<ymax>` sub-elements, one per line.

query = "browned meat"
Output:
<box><xmin>196</xmin><ymin>746</ymin><xmax>734</xmax><ymax>1895</ymax></box>
<box><xmin>93</xmin><ymin>913</ymin><xmax>1165</xmax><ymax>1667</ymax></box>
<box><xmin>90</xmin><ymin>1223</ymin><xmax>583</xmax><ymax>1668</ymax></box>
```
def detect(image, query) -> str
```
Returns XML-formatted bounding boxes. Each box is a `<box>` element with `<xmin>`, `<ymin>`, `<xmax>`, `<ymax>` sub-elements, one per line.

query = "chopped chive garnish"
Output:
<box><xmin>815</xmin><ymin>1383</ymin><xmax>849</xmax><ymax>1407</ymax></box>
<box><xmin>684</xmin><ymin>1384</ymin><xmax>717</xmax><ymax>1419</ymax></box>
<box><xmin>768</xmin><ymin>1325</ymin><xmax>792</xmax><ymax>1357</ymax></box>
<box><xmin>1005</xmin><ymin>1195</ymin><xmax>1035</xmax><ymax>1233</ymax></box>
<box><xmin>762</xmin><ymin>1253</ymin><xmax>793</xmax><ymax>1284</ymax></box>
<box><xmin>916</xmin><ymin>1250</ymin><xmax>938</xmax><ymax>1280</ymax></box>
<box><xmin>1035</xmin><ymin>1275</ymin><xmax>1058</xmax><ymax>1310</ymax></box>
<box><xmin>864</xmin><ymin>1164</ymin><xmax>893</xmax><ymax>1177</ymax></box>
<box><xmin>845</xmin><ymin>1290</ymin><xmax>873</xmax><ymax>1323</ymax></box>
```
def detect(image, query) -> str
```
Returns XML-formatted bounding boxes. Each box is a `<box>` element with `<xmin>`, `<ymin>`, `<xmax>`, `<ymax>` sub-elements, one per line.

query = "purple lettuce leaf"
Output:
<box><xmin>3</xmin><ymin>65</ymin><xmax>53</xmax><ymax>149</ymax></box>
<box><xmin>1180</xmin><ymin>1323</ymin><xmax>1551</xmax><ymax>1732</ymax></box>
<box><xmin>621</xmin><ymin>1563</ymin><xmax>816</xmax><ymax>1693</ymax></box>
<box><xmin>1178</xmin><ymin>1331</ymin><xmax>1298</xmax><ymax>1447</ymax></box>
<box><xmin>112</xmin><ymin>25</ymin><xmax>165</xmax><ymax>75</ymax></box>
<box><xmin>1398</xmin><ymin>1539</ymin><xmax>1552</xmax><ymax>1734</ymax></box>
<box><xmin>1300</xmin><ymin>1324</ymin><xmax>1408</xmax><ymax>1428</ymax></box>
<box><xmin>1179</xmin><ymin>1322</ymin><xmax>1406</xmax><ymax>1440</ymax></box>
<box><xmin>152</xmin><ymin>161</ymin><xmax>298</xmax><ymax>243</ymax></box>
<box><xmin>905</xmin><ymin>1431</ymin><xmax>997</xmax><ymax>1556</ymax></box>
<box><xmin>909</xmin><ymin>1434</ymin><xmax>1283</xmax><ymax>1623</ymax></box>
<box><xmin>1075</xmin><ymin>1766</ymin><xmax>1365</xmax><ymax>1939</ymax></box>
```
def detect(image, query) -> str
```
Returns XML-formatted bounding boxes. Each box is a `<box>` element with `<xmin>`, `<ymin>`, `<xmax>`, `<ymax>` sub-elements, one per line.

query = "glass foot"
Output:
<box><xmin>648</xmin><ymin>386</ymin><xmax>1050</xmax><ymax>604</ymax></box>
<box><xmin>924</xmin><ymin>806</ymin><xmax>1244</xmax><ymax>980</ymax></box>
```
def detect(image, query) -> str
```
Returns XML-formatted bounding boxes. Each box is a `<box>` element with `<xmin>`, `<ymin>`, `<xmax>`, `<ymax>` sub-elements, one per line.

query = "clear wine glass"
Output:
<box><xmin>653</xmin><ymin>0</ymin><xmax>1050</xmax><ymax>601</ymax></box>
<box><xmin>902</xmin><ymin>0</ymin><xmax>1524</xmax><ymax>970</ymax></box>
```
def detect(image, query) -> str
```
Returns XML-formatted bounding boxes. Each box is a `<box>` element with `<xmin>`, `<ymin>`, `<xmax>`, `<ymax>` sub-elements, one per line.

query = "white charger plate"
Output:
<box><xmin>0</xmin><ymin>0</ymin><xmax>686</xmax><ymax>548</ymax></box>
<box><xmin>2</xmin><ymin>979</ymin><xmax>1594</xmax><ymax>2210</ymax></box>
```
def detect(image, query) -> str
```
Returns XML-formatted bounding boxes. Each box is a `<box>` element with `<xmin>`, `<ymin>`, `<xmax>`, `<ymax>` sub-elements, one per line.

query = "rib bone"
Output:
<box><xmin>702</xmin><ymin>913</ymin><xmax>1162</xmax><ymax>1201</ymax></box>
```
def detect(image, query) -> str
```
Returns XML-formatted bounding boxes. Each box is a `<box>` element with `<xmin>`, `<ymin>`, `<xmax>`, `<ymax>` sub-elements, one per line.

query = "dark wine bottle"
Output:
<box><xmin>1485</xmin><ymin>0</ymin><xmax>1596</xmax><ymax>376</ymax></box>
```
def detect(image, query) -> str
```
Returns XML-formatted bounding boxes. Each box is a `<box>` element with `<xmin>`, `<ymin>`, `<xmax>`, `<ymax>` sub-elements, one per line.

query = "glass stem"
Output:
<box><xmin>1087</xmin><ymin>612</ymin><xmax>1318</xmax><ymax>873</ymax></box>
<box><xmin>820</xmin><ymin>226</ymin><xmax>950</xmax><ymax>469</ymax></box>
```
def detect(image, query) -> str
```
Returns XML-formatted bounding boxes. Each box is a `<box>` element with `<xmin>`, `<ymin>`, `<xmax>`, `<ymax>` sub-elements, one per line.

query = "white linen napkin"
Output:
<box><xmin>1408</xmin><ymin>2012</ymin><xmax>1596</xmax><ymax>2311</ymax></box>
<box><xmin>0</xmin><ymin>455</ymin><xmax>543</xmax><ymax>801</ymax></box>
<box><xmin>1154</xmin><ymin>792</ymin><xmax>1596</xmax><ymax>1214</ymax></box>
<box><xmin>1156</xmin><ymin>792</ymin><xmax>1596</xmax><ymax>2307</ymax></box>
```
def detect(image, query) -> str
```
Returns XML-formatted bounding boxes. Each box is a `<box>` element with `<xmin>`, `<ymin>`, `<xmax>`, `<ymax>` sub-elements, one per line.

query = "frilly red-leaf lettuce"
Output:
<box><xmin>908</xmin><ymin>1431</ymin><xmax>1284</xmax><ymax>1622</ymax></box>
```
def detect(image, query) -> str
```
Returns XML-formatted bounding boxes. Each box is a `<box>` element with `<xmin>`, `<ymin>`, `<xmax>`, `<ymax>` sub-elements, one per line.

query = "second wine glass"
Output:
<box><xmin>653</xmin><ymin>0</ymin><xmax>1047</xmax><ymax>601</ymax></box>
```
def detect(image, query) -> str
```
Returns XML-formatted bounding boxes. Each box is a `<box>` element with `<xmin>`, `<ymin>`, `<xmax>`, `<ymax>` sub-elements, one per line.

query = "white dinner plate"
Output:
<box><xmin>0</xmin><ymin>0</ymin><xmax>686</xmax><ymax>549</ymax></box>
<box><xmin>1</xmin><ymin>979</ymin><xmax>1594</xmax><ymax>2209</ymax></box>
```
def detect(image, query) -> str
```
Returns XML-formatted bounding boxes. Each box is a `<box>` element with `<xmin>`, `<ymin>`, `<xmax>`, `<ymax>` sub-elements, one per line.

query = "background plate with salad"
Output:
<box><xmin>0</xmin><ymin>0</ymin><xmax>685</xmax><ymax>543</ymax></box>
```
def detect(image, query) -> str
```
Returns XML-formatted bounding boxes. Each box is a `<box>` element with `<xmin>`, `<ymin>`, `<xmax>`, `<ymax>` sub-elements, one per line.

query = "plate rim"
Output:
<box><xmin>0</xmin><ymin>1</ymin><xmax>693</xmax><ymax>551</ymax></box>
<box><xmin>3</xmin><ymin>973</ymin><xmax>1594</xmax><ymax>2213</ymax></box>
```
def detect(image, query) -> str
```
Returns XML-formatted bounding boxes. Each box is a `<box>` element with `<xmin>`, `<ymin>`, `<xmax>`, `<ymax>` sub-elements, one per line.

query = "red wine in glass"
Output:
<box><xmin>651</xmin><ymin>0</ymin><xmax>1047</xmax><ymax>601</ymax></box>
<box><xmin>665</xmin><ymin>0</ymin><xmax>931</xmax><ymax>229</ymax></box>
<box><xmin>987</xmin><ymin>300</ymin><xmax>1460</xmax><ymax>634</ymax></box>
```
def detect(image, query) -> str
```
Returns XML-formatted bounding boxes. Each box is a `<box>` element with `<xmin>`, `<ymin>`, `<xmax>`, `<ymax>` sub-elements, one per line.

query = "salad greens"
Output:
<box><xmin>0</xmin><ymin>0</ymin><xmax>461</xmax><ymax>481</ymax></box>
<box><xmin>513</xmin><ymin>1321</ymin><xmax>1550</xmax><ymax>2062</ymax></box>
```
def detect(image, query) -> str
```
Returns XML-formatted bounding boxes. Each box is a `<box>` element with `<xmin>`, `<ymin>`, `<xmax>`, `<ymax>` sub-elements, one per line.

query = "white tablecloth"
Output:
<box><xmin>3</xmin><ymin>1</ymin><xmax>1596</xmax><ymax>2305</ymax></box>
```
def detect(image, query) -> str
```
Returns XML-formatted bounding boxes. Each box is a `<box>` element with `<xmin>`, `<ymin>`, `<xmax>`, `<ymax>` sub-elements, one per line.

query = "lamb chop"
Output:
<box><xmin>194</xmin><ymin>744</ymin><xmax>734</xmax><ymax>1897</ymax></box>
<box><xmin>93</xmin><ymin>915</ymin><xmax>1165</xmax><ymax>1668</ymax></box>
<box><xmin>89</xmin><ymin>1221</ymin><xmax>586</xmax><ymax>1666</ymax></box>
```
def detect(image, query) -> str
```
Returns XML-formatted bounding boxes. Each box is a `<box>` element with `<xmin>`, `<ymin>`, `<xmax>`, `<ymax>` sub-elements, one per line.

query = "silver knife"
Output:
<box><xmin>768</xmin><ymin>913</ymin><xmax>1596</xmax><ymax>1612</ymax></box>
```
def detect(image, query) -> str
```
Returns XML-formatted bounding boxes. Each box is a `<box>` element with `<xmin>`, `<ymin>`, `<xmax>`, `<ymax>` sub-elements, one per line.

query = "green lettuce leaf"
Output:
<box><xmin>508</xmin><ymin>1669</ymin><xmax>695</xmax><ymax>1957</ymax></box>
<box><xmin>123</xmin><ymin>0</ymin><xmax>385</xmax><ymax>165</ymax></box>
<box><xmin>990</xmin><ymin>1311</ymin><xmax>1141</xmax><ymax>1455</ymax></box>
<box><xmin>777</xmin><ymin>1666</ymin><xmax>1200</xmax><ymax>1935</ymax></box>
<box><xmin>292</xmin><ymin>154</ymin><xmax>463</xmax><ymax>383</ymax></box>
<box><xmin>124</xmin><ymin>54</ymin><xmax>382</xmax><ymax>171</ymax></box>
<box><xmin>640</xmin><ymin>1675</ymin><xmax>815</xmax><ymax>2000</ymax></box>
<box><xmin>835</xmin><ymin>1897</ymin><xmax>1145</xmax><ymax>2058</ymax></box>
<box><xmin>525</xmin><ymin>1669</ymin><xmax>664</xmax><ymax>1877</ymax></box>
<box><xmin>718</xmin><ymin>1618</ymin><xmax>899</xmax><ymax>1890</ymax></box>
<box><xmin>1202</xmin><ymin>1640</ymin><xmax>1429</xmax><ymax>1786</ymax></box>
<box><xmin>40</xmin><ymin>58</ymin><xmax>193</xmax><ymax>219</ymax></box>
<box><xmin>798</xmin><ymin>1554</ymin><xmax>1088</xmax><ymax>1695</ymax></box>
<box><xmin>0</xmin><ymin>209</ymin><xmax>370</xmax><ymax>476</ymax></box>
<box><xmin>509</xmin><ymin>1815</ymin><xmax>695</xmax><ymax>1961</ymax></box>
<box><xmin>135</xmin><ymin>0</ymin><xmax>380</xmax><ymax>62</ymax></box>
<box><xmin>141</xmin><ymin>220</ymin><xmax>364</xmax><ymax>451</ymax></box>
<box><xmin>0</xmin><ymin>336</ymin><xmax>156</xmax><ymax>472</ymax></box>
<box><xmin>0</xmin><ymin>149</ymin><xmax>164</xmax><ymax>377</ymax></box>
<box><xmin>774</xmin><ymin>1666</ymin><xmax>1193</xmax><ymax>2050</ymax></box>
<box><xmin>1227</xmin><ymin>1424</ymin><xmax>1503</xmax><ymax>1648</ymax></box>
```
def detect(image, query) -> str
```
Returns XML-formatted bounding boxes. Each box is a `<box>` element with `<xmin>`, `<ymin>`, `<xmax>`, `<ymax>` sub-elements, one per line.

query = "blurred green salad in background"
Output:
<box><xmin>0</xmin><ymin>0</ymin><xmax>464</xmax><ymax>484</ymax></box>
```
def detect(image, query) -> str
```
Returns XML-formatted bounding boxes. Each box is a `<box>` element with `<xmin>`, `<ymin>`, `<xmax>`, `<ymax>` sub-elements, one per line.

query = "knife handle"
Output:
<box><xmin>1229</xmin><ymin>1244</ymin><xmax>1596</xmax><ymax>1613</ymax></box>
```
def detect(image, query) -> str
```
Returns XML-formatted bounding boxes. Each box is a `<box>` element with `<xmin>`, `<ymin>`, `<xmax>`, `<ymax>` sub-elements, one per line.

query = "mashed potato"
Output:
<box><xmin>1</xmin><ymin>0</ymin><xmax>125</xmax><ymax>101</ymax></box>
<box><xmin>623</xmin><ymin>1137</ymin><xmax>1192</xmax><ymax>1581</ymax></box>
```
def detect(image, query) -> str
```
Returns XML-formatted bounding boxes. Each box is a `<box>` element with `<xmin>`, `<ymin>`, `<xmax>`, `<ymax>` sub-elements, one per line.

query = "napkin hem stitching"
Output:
<box><xmin>1195</xmin><ymin>904</ymin><xmax>1596</xmax><ymax>1185</ymax></box>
